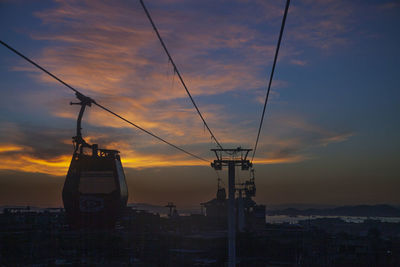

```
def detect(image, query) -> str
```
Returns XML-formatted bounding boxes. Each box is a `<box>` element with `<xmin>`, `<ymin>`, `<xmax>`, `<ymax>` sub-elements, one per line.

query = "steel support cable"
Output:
<box><xmin>140</xmin><ymin>0</ymin><xmax>224</xmax><ymax>150</ymax></box>
<box><xmin>251</xmin><ymin>0</ymin><xmax>290</xmax><ymax>163</ymax></box>
<box><xmin>0</xmin><ymin>39</ymin><xmax>208</xmax><ymax>163</ymax></box>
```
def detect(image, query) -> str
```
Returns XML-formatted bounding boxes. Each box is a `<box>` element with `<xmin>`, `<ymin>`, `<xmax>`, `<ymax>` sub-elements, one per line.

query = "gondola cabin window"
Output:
<box><xmin>115</xmin><ymin>159</ymin><xmax>128</xmax><ymax>197</ymax></box>
<box><xmin>79</xmin><ymin>171</ymin><xmax>117</xmax><ymax>194</ymax></box>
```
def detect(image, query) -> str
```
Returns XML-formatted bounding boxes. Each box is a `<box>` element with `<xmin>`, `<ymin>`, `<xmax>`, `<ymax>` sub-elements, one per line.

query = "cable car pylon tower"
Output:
<box><xmin>211</xmin><ymin>147</ymin><xmax>252</xmax><ymax>267</ymax></box>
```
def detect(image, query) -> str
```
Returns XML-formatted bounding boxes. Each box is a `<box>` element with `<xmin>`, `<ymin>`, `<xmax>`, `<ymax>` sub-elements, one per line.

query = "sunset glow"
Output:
<box><xmin>1</xmin><ymin>0</ymin><xmax>399</xmax><ymax>207</ymax></box>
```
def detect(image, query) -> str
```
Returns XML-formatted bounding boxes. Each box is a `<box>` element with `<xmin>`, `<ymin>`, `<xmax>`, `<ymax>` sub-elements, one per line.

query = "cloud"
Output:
<box><xmin>0</xmin><ymin>121</ymin><xmax>214</xmax><ymax>176</ymax></box>
<box><xmin>290</xmin><ymin>59</ymin><xmax>307</xmax><ymax>66</ymax></box>
<box><xmin>0</xmin><ymin>145</ymin><xmax>25</xmax><ymax>153</ymax></box>
<box><xmin>22</xmin><ymin>0</ymin><xmax>371</xmax><ymax>127</ymax></box>
<box><xmin>0</xmin><ymin>106</ymin><xmax>353</xmax><ymax>177</ymax></box>
<box><xmin>379</xmin><ymin>2</ymin><xmax>400</xmax><ymax>11</ymax></box>
<box><xmin>251</xmin><ymin>113</ymin><xmax>353</xmax><ymax>164</ymax></box>
<box><xmin>1</xmin><ymin>0</ymin><xmax>357</xmax><ymax>177</ymax></box>
<box><xmin>27</xmin><ymin>0</ymin><xmax>309</xmax><ymax>106</ymax></box>
<box><xmin>286</xmin><ymin>0</ymin><xmax>356</xmax><ymax>50</ymax></box>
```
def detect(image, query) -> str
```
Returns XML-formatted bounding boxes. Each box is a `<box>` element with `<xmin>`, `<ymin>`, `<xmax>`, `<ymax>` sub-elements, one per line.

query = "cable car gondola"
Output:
<box><xmin>62</xmin><ymin>93</ymin><xmax>128</xmax><ymax>229</ymax></box>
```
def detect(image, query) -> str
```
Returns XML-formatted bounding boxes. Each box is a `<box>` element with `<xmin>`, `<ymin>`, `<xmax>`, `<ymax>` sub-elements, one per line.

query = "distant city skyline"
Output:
<box><xmin>0</xmin><ymin>0</ymin><xmax>399</xmax><ymax>207</ymax></box>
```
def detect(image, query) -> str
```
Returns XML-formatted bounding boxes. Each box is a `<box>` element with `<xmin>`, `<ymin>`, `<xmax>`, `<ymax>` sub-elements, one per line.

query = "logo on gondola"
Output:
<box><xmin>79</xmin><ymin>196</ymin><xmax>104</xmax><ymax>212</ymax></box>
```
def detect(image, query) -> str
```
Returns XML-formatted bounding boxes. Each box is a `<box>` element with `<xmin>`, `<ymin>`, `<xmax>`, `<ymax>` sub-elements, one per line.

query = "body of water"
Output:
<box><xmin>266</xmin><ymin>215</ymin><xmax>400</xmax><ymax>224</ymax></box>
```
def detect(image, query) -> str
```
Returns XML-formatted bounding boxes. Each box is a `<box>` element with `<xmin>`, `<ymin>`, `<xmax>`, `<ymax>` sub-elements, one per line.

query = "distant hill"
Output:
<box><xmin>269</xmin><ymin>204</ymin><xmax>400</xmax><ymax>217</ymax></box>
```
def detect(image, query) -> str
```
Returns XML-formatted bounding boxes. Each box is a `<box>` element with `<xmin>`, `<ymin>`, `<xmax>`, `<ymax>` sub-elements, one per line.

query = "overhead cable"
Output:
<box><xmin>0</xmin><ymin>39</ymin><xmax>209</xmax><ymax>163</ymax></box>
<box><xmin>251</xmin><ymin>0</ymin><xmax>291</xmax><ymax>162</ymax></box>
<box><xmin>140</xmin><ymin>0</ymin><xmax>224</xmax><ymax>150</ymax></box>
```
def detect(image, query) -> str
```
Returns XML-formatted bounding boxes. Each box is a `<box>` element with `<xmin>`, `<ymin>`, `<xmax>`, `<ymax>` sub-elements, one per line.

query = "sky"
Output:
<box><xmin>0</xmin><ymin>0</ymin><xmax>399</xmax><ymax>209</ymax></box>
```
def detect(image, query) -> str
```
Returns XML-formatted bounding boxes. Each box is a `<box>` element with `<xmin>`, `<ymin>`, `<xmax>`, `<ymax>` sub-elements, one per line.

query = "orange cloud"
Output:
<box><xmin>0</xmin><ymin>144</ymin><xmax>25</xmax><ymax>153</ymax></box>
<box><xmin>0</xmin><ymin>145</ymin><xmax>208</xmax><ymax>178</ymax></box>
<box><xmin>254</xmin><ymin>154</ymin><xmax>307</xmax><ymax>165</ymax></box>
<box><xmin>0</xmin><ymin>153</ymin><xmax>70</xmax><ymax>176</ymax></box>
